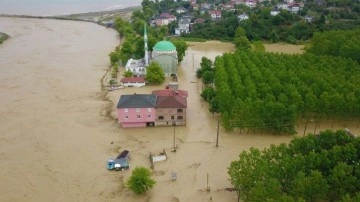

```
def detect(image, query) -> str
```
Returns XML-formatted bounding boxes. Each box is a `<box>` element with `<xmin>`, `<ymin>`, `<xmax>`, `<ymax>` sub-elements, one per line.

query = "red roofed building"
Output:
<box><xmin>155</xmin><ymin>95</ymin><xmax>187</xmax><ymax>126</ymax></box>
<box><xmin>120</xmin><ymin>77</ymin><xmax>146</xmax><ymax>87</ymax></box>
<box><xmin>155</xmin><ymin>13</ymin><xmax>177</xmax><ymax>26</ymax></box>
<box><xmin>152</xmin><ymin>89</ymin><xmax>188</xmax><ymax>98</ymax></box>
<box><xmin>208</xmin><ymin>10</ymin><xmax>222</xmax><ymax>20</ymax></box>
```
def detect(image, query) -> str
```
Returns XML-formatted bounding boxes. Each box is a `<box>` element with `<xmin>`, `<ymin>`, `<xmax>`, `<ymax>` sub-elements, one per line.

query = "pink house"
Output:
<box><xmin>116</xmin><ymin>94</ymin><xmax>157</xmax><ymax>128</ymax></box>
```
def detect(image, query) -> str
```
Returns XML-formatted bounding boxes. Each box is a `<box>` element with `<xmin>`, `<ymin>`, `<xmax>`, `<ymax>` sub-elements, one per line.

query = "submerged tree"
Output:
<box><xmin>127</xmin><ymin>166</ymin><xmax>156</xmax><ymax>195</ymax></box>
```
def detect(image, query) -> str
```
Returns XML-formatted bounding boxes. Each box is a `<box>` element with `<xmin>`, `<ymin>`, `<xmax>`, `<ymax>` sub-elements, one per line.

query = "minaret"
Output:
<box><xmin>144</xmin><ymin>23</ymin><xmax>149</xmax><ymax>66</ymax></box>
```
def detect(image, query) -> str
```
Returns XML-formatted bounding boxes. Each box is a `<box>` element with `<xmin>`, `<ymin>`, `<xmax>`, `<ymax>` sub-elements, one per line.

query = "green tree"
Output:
<box><xmin>234</xmin><ymin>27</ymin><xmax>251</xmax><ymax>50</ymax></box>
<box><xmin>127</xmin><ymin>166</ymin><xmax>156</xmax><ymax>194</ymax></box>
<box><xmin>123</xmin><ymin>70</ymin><xmax>133</xmax><ymax>77</ymax></box>
<box><xmin>109</xmin><ymin>51</ymin><xmax>120</xmax><ymax>65</ymax></box>
<box><xmin>228</xmin><ymin>130</ymin><xmax>360</xmax><ymax>201</ymax></box>
<box><xmin>145</xmin><ymin>62</ymin><xmax>165</xmax><ymax>84</ymax></box>
<box><xmin>170</xmin><ymin>39</ymin><xmax>188</xmax><ymax>63</ymax></box>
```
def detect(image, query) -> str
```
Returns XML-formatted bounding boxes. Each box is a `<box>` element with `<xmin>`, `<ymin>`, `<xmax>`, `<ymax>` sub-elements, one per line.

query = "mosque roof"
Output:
<box><xmin>153</xmin><ymin>40</ymin><xmax>176</xmax><ymax>51</ymax></box>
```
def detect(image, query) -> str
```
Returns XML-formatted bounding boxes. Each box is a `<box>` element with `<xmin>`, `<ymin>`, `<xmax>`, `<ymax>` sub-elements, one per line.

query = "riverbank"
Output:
<box><xmin>0</xmin><ymin>5</ymin><xmax>141</xmax><ymax>26</ymax></box>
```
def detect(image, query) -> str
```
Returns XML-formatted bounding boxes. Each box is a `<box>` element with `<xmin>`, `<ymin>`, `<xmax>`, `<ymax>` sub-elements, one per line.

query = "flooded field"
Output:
<box><xmin>0</xmin><ymin>17</ymin><xmax>358</xmax><ymax>202</ymax></box>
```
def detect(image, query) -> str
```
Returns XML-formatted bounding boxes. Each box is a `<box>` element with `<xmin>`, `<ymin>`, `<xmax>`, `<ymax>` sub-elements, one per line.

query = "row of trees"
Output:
<box><xmin>199</xmin><ymin>50</ymin><xmax>360</xmax><ymax>134</ymax></box>
<box><xmin>228</xmin><ymin>129</ymin><xmax>360</xmax><ymax>201</ymax></box>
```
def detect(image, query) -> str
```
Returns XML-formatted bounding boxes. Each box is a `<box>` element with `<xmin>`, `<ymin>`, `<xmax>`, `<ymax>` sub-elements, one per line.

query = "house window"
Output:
<box><xmin>177</xmin><ymin>116</ymin><xmax>183</xmax><ymax>120</ymax></box>
<box><xmin>147</xmin><ymin>108</ymin><xmax>151</xmax><ymax>112</ymax></box>
<box><xmin>158</xmin><ymin>116</ymin><xmax>164</xmax><ymax>120</ymax></box>
<box><xmin>137</xmin><ymin>115</ymin><xmax>141</xmax><ymax>119</ymax></box>
<box><xmin>171</xmin><ymin>116</ymin><xmax>174</xmax><ymax>120</ymax></box>
<box><xmin>136</xmin><ymin>108</ymin><xmax>140</xmax><ymax>112</ymax></box>
<box><xmin>124</xmin><ymin>108</ymin><xmax>128</xmax><ymax>112</ymax></box>
<box><xmin>148</xmin><ymin>115</ymin><xmax>151</xmax><ymax>118</ymax></box>
<box><xmin>177</xmin><ymin>109</ymin><xmax>183</xmax><ymax>113</ymax></box>
<box><xmin>125</xmin><ymin>115</ymin><xmax>129</xmax><ymax>119</ymax></box>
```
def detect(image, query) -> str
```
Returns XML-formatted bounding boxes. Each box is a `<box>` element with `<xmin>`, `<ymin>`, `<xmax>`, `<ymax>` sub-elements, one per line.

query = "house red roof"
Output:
<box><xmin>152</xmin><ymin>89</ymin><xmax>188</xmax><ymax>97</ymax></box>
<box><xmin>120</xmin><ymin>77</ymin><xmax>145</xmax><ymax>83</ymax></box>
<box><xmin>156</xmin><ymin>96</ymin><xmax>187</xmax><ymax>108</ymax></box>
<box><xmin>194</xmin><ymin>18</ymin><xmax>205</xmax><ymax>23</ymax></box>
<box><xmin>160</xmin><ymin>13</ymin><xmax>176</xmax><ymax>19</ymax></box>
<box><xmin>209</xmin><ymin>10</ymin><xmax>221</xmax><ymax>15</ymax></box>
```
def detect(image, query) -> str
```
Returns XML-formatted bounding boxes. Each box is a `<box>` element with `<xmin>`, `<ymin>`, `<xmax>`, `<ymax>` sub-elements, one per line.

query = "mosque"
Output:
<box><xmin>125</xmin><ymin>25</ymin><xmax>178</xmax><ymax>77</ymax></box>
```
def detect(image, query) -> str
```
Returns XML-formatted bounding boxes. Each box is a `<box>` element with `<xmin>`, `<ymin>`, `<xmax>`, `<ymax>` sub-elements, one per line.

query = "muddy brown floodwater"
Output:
<box><xmin>1</xmin><ymin>18</ymin><xmax>358</xmax><ymax>202</ymax></box>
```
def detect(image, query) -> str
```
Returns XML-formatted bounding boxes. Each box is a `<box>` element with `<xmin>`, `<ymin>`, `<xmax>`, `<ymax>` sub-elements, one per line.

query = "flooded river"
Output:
<box><xmin>1</xmin><ymin>18</ymin><xmax>356</xmax><ymax>202</ymax></box>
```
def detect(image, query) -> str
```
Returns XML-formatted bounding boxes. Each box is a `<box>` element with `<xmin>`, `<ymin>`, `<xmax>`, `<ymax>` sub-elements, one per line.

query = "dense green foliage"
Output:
<box><xmin>127</xmin><ymin>166</ymin><xmax>156</xmax><ymax>194</ymax></box>
<box><xmin>145</xmin><ymin>62</ymin><xmax>165</xmax><ymax>84</ymax></box>
<box><xmin>208</xmin><ymin>50</ymin><xmax>360</xmax><ymax>134</ymax></box>
<box><xmin>123</xmin><ymin>70</ymin><xmax>133</xmax><ymax>77</ymax></box>
<box><xmin>306</xmin><ymin>29</ymin><xmax>360</xmax><ymax>63</ymax></box>
<box><xmin>141</xmin><ymin>0</ymin><xmax>360</xmax><ymax>43</ymax></box>
<box><xmin>170</xmin><ymin>38</ymin><xmax>188</xmax><ymax>63</ymax></box>
<box><xmin>109</xmin><ymin>12</ymin><xmax>188</xmax><ymax>66</ymax></box>
<box><xmin>0</xmin><ymin>32</ymin><xmax>9</xmax><ymax>45</ymax></box>
<box><xmin>228</xmin><ymin>130</ymin><xmax>360</xmax><ymax>201</ymax></box>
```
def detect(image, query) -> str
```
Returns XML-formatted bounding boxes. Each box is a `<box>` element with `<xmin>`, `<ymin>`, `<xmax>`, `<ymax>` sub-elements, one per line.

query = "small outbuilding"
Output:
<box><xmin>120</xmin><ymin>77</ymin><xmax>146</xmax><ymax>87</ymax></box>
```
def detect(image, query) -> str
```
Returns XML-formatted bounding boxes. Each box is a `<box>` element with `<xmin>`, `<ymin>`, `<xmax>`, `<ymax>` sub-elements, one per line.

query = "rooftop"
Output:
<box><xmin>153</xmin><ymin>40</ymin><xmax>176</xmax><ymax>52</ymax></box>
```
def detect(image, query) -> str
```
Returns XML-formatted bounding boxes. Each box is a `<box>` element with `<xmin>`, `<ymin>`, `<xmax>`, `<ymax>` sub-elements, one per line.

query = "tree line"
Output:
<box><xmin>306</xmin><ymin>29</ymin><xmax>360</xmax><ymax>63</ymax></box>
<box><xmin>228</xmin><ymin>129</ymin><xmax>360</xmax><ymax>201</ymax></box>
<box><xmin>199</xmin><ymin>50</ymin><xmax>360</xmax><ymax>134</ymax></box>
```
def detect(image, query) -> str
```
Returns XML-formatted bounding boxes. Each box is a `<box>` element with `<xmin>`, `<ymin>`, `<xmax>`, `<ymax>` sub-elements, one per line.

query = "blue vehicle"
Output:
<box><xmin>107</xmin><ymin>150</ymin><xmax>130</xmax><ymax>171</ymax></box>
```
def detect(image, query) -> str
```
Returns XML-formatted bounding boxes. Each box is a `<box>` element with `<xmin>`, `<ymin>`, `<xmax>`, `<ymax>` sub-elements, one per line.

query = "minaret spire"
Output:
<box><xmin>144</xmin><ymin>23</ymin><xmax>149</xmax><ymax>66</ymax></box>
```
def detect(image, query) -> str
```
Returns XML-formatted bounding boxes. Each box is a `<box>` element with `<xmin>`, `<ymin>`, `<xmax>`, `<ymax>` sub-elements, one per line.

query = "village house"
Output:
<box><xmin>152</xmin><ymin>89</ymin><xmax>188</xmax><ymax>126</ymax></box>
<box><xmin>116</xmin><ymin>94</ymin><xmax>157</xmax><ymax>128</ymax></box>
<box><xmin>176</xmin><ymin>7</ymin><xmax>187</xmax><ymax>14</ymax></box>
<box><xmin>245</xmin><ymin>0</ymin><xmax>257</xmax><ymax>8</ymax></box>
<box><xmin>271</xmin><ymin>10</ymin><xmax>280</xmax><ymax>16</ymax></box>
<box><xmin>208</xmin><ymin>10</ymin><xmax>222</xmax><ymax>20</ymax></box>
<box><xmin>238</xmin><ymin>13</ymin><xmax>249</xmax><ymax>21</ymax></box>
<box><xmin>124</xmin><ymin>58</ymin><xmax>146</xmax><ymax>77</ymax></box>
<box><xmin>116</xmin><ymin>89</ymin><xmax>188</xmax><ymax>128</ymax></box>
<box><xmin>288</xmin><ymin>3</ymin><xmax>300</xmax><ymax>13</ymax></box>
<box><xmin>120</xmin><ymin>77</ymin><xmax>146</xmax><ymax>87</ymax></box>
<box><xmin>175</xmin><ymin>18</ymin><xmax>191</xmax><ymax>35</ymax></box>
<box><xmin>219</xmin><ymin>3</ymin><xmax>235</xmax><ymax>11</ymax></box>
<box><xmin>155</xmin><ymin>13</ymin><xmax>177</xmax><ymax>26</ymax></box>
<box><xmin>201</xmin><ymin>3</ymin><xmax>212</xmax><ymax>10</ymax></box>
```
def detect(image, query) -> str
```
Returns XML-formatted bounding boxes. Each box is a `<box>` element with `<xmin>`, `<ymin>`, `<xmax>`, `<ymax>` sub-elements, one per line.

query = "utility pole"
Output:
<box><xmin>192</xmin><ymin>53</ymin><xmax>194</xmax><ymax>69</ymax></box>
<box><xmin>216</xmin><ymin>115</ymin><xmax>220</xmax><ymax>147</ymax></box>
<box><xmin>172</xmin><ymin>121</ymin><xmax>176</xmax><ymax>151</ymax></box>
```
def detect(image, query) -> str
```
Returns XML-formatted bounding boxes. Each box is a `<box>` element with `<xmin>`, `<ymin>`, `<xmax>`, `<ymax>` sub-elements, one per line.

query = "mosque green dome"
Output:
<box><xmin>153</xmin><ymin>40</ymin><xmax>176</xmax><ymax>51</ymax></box>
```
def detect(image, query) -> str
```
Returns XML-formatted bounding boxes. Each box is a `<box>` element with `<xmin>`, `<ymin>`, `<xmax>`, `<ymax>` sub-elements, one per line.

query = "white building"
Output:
<box><xmin>125</xmin><ymin>58</ymin><xmax>146</xmax><ymax>77</ymax></box>
<box><xmin>175</xmin><ymin>18</ymin><xmax>191</xmax><ymax>35</ymax></box>
<box><xmin>238</xmin><ymin>13</ymin><xmax>249</xmax><ymax>21</ymax></box>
